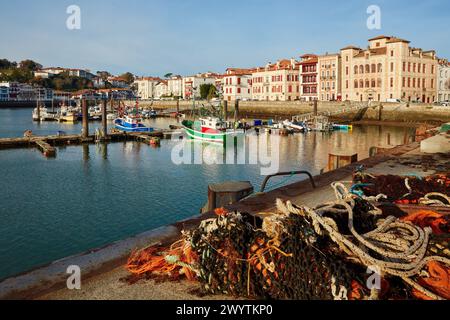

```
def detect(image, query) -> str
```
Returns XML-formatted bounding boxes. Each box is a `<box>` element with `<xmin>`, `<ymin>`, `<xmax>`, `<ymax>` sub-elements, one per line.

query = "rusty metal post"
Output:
<box><xmin>82</xmin><ymin>99</ymin><xmax>89</xmax><ymax>139</ymax></box>
<box><xmin>102</xmin><ymin>99</ymin><xmax>108</xmax><ymax>138</ymax></box>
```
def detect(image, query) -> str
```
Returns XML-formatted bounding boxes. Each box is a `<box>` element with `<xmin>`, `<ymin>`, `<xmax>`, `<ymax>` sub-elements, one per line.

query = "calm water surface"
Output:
<box><xmin>0</xmin><ymin>108</ymin><xmax>416</xmax><ymax>279</ymax></box>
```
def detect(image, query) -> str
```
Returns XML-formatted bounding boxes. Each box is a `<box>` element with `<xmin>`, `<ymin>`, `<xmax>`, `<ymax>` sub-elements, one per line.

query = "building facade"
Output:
<box><xmin>167</xmin><ymin>75</ymin><xmax>183</xmax><ymax>98</ymax></box>
<box><xmin>317</xmin><ymin>53</ymin><xmax>341</xmax><ymax>101</ymax></box>
<box><xmin>134</xmin><ymin>77</ymin><xmax>161</xmax><ymax>100</ymax></box>
<box><xmin>35</xmin><ymin>67</ymin><xmax>95</xmax><ymax>80</ymax></box>
<box><xmin>182</xmin><ymin>73</ymin><xmax>217</xmax><ymax>99</ymax></box>
<box><xmin>438</xmin><ymin>59</ymin><xmax>450</xmax><ymax>102</ymax></box>
<box><xmin>299</xmin><ymin>54</ymin><xmax>318</xmax><ymax>101</ymax></box>
<box><xmin>251</xmin><ymin>59</ymin><xmax>300</xmax><ymax>101</ymax></box>
<box><xmin>155</xmin><ymin>81</ymin><xmax>169</xmax><ymax>99</ymax></box>
<box><xmin>223</xmin><ymin>68</ymin><xmax>253</xmax><ymax>101</ymax></box>
<box><xmin>341</xmin><ymin>36</ymin><xmax>438</xmax><ymax>103</ymax></box>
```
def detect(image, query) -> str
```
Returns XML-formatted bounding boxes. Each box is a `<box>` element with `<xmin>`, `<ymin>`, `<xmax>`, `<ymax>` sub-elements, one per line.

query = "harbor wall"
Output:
<box><xmin>129</xmin><ymin>100</ymin><xmax>450</xmax><ymax>123</ymax></box>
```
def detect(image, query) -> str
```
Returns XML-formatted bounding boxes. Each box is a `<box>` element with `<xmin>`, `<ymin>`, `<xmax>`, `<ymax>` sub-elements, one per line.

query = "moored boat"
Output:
<box><xmin>181</xmin><ymin>117</ymin><xmax>242</xmax><ymax>143</ymax></box>
<box><xmin>114</xmin><ymin>115</ymin><xmax>154</xmax><ymax>132</ymax></box>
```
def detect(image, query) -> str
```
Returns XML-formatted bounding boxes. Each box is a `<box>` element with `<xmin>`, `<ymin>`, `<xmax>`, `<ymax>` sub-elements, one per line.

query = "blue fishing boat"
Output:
<box><xmin>114</xmin><ymin>115</ymin><xmax>154</xmax><ymax>132</ymax></box>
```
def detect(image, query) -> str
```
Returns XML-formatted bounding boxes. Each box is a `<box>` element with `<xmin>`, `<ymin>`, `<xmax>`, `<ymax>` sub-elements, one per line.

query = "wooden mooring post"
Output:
<box><xmin>102</xmin><ymin>99</ymin><xmax>108</xmax><ymax>139</ymax></box>
<box><xmin>223</xmin><ymin>100</ymin><xmax>228</xmax><ymax>121</ymax></box>
<box><xmin>234</xmin><ymin>99</ymin><xmax>239</xmax><ymax>123</ymax></box>
<box><xmin>81</xmin><ymin>99</ymin><xmax>89</xmax><ymax>140</ymax></box>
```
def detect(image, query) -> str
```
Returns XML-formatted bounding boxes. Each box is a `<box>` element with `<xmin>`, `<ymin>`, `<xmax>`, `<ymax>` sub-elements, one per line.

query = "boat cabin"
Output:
<box><xmin>200</xmin><ymin>117</ymin><xmax>226</xmax><ymax>133</ymax></box>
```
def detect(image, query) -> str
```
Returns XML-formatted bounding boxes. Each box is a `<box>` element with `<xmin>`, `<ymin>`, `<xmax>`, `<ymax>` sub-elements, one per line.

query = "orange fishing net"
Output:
<box><xmin>413</xmin><ymin>261</ymin><xmax>450</xmax><ymax>300</ymax></box>
<box><xmin>126</xmin><ymin>240</ymin><xmax>198</xmax><ymax>281</ymax></box>
<box><xmin>401</xmin><ymin>210</ymin><xmax>449</xmax><ymax>234</ymax></box>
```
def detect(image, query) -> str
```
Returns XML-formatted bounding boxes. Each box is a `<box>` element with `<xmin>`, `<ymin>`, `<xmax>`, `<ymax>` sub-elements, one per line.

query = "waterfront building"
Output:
<box><xmin>438</xmin><ymin>59</ymin><xmax>450</xmax><ymax>102</ymax></box>
<box><xmin>92</xmin><ymin>76</ymin><xmax>106</xmax><ymax>88</ymax></box>
<box><xmin>0</xmin><ymin>85</ymin><xmax>8</xmax><ymax>101</ymax></box>
<box><xmin>215</xmin><ymin>74</ymin><xmax>225</xmax><ymax>97</ymax></box>
<box><xmin>340</xmin><ymin>36</ymin><xmax>438</xmax><ymax>103</ymax></box>
<box><xmin>223</xmin><ymin>68</ymin><xmax>254</xmax><ymax>102</ymax></box>
<box><xmin>167</xmin><ymin>75</ymin><xmax>183</xmax><ymax>98</ymax></box>
<box><xmin>182</xmin><ymin>72</ymin><xmax>217</xmax><ymax>99</ymax></box>
<box><xmin>299</xmin><ymin>54</ymin><xmax>319</xmax><ymax>101</ymax></box>
<box><xmin>134</xmin><ymin>77</ymin><xmax>161</xmax><ymax>100</ymax></box>
<box><xmin>317</xmin><ymin>53</ymin><xmax>342</xmax><ymax>101</ymax></box>
<box><xmin>0</xmin><ymin>82</ymin><xmax>52</xmax><ymax>101</ymax></box>
<box><xmin>35</xmin><ymin>67</ymin><xmax>95</xmax><ymax>80</ymax></box>
<box><xmin>107</xmin><ymin>76</ymin><xmax>130</xmax><ymax>89</ymax></box>
<box><xmin>251</xmin><ymin>59</ymin><xmax>300</xmax><ymax>101</ymax></box>
<box><xmin>155</xmin><ymin>81</ymin><xmax>169</xmax><ymax>99</ymax></box>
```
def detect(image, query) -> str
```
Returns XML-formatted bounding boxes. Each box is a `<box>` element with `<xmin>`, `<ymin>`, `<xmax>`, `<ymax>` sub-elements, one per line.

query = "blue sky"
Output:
<box><xmin>0</xmin><ymin>0</ymin><xmax>449</xmax><ymax>77</ymax></box>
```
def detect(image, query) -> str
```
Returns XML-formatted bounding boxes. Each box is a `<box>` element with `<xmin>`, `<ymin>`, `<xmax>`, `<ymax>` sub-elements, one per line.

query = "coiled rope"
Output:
<box><xmin>276</xmin><ymin>185</ymin><xmax>450</xmax><ymax>300</ymax></box>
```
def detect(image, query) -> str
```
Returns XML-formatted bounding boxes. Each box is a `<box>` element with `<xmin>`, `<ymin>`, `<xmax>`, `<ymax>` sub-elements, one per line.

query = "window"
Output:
<box><xmin>391</xmin><ymin>50</ymin><xmax>394</xmax><ymax>57</ymax></box>
<box><xmin>377</xmin><ymin>79</ymin><xmax>382</xmax><ymax>87</ymax></box>
<box><xmin>371</xmin><ymin>79</ymin><xmax>376</xmax><ymax>87</ymax></box>
<box><xmin>403</xmin><ymin>62</ymin><xmax>406</xmax><ymax>72</ymax></box>
<box><xmin>371</xmin><ymin>64</ymin><xmax>376</xmax><ymax>73</ymax></box>
<box><xmin>431</xmin><ymin>65</ymin><xmax>435</xmax><ymax>74</ymax></box>
<box><xmin>365</xmin><ymin>65</ymin><xmax>370</xmax><ymax>73</ymax></box>
<box><xmin>408</xmin><ymin>78</ymin><xmax>410</xmax><ymax>87</ymax></box>
<box><xmin>390</xmin><ymin>62</ymin><xmax>394</xmax><ymax>72</ymax></box>
<box><xmin>237</xmin><ymin>88</ymin><xmax>241</xmax><ymax>94</ymax></box>
<box><xmin>408</xmin><ymin>62</ymin><xmax>411</xmax><ymax>72</ymax></box>
<box><xmin>412</xmin><ymin>78</ymin><xmax>415</xmax><ymax>88</ymax></box>
<box><xmin>360</xmin><ymin>65</ymin><xmax>364</xmax><ymax>74</ymax></box>
<box><xmin>378</xmin><ymin>63</ymin><xmax>382</xmax><ymax>72</ymax></box>
<box><xmin>237</xmin><ymin>78</ymin><xmax>241</xmax><ymax>85</ymax></box>
<box><xmin>418</xmin><ymin>63</ymin><xmax>421</xmax><ymax>73</ymax></box>
<box><xmin>365</xmin><ymin>80</ymin><xmax>370</xmax><ymax>88</ymax></box>
<box><xmin>360</xmin><ymin>80</ymin><xmax>364</xmax><ymax>88</ymax></box>
<box><xmin>390</xmin><ymin>78</ymin><xmax>394</xmax><ymax>87</ymax></box>
<box><xmin>423</xmin><ymin>79</ymin><xmax>426</xmax><ymax>88</ymax></box>
<box><xmin>413</xmin><ymin>63</ymin><xmax>416</xmax><ymax>73</ymax></box>
<box><xmin>346</xmin><ymin>67</ymin><xmax>349</xmax><ymax>75</ymax></box>
<box><xmin>346</xmin><ymin>80</ymin><xmax>348</xmax><ymax>89</ymax></box>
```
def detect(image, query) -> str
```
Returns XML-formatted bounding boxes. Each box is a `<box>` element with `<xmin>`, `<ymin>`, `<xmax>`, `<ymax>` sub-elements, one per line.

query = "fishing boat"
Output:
<box><xmin>332</xmin><ymin>124</ymin><xmax>353</xmax><ymax>131</ymax></box>
<box><xmin>114</xmin><ymin>115</ymin><xmax>154</xmax><ymax>132</ymax></box>
<box><xmin>182</xmin><ymin>117</ymin><xmax>242</xmax><ymax>143</ymax></box>
<box><xmin>32</xmin><ymin>106</ymin><xmax>58</xmax><ymax>121</ymax></box>
<box><xmin>282</xmin><ymin>120</ymin><xmax>308</xmax><ymax>132</ymax></box>
<box><xmin>58</xmin><ymin>106</ymin><xmax>78</xmax><ymax>123</ymax></box>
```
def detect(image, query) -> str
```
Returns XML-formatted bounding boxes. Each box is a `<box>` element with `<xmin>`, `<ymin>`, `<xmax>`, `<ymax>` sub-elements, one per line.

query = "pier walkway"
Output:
<box><xmin>0</xmin><ymin>130</ymin><xmax>169</xmax><ymax>157</ymax></box>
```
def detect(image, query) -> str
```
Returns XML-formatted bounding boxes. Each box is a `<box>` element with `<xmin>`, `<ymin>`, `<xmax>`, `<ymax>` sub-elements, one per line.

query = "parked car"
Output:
<box><xmin>386</xmin><ymin>98</ymin><xmax>401</xmax><ymax>103</ymax></box>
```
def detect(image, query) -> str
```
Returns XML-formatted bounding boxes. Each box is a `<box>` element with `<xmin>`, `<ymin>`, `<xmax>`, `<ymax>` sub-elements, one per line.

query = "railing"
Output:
<box><xmin>291</xmin><ymin>101</ymin><xmax>370</xmax><ymax>122</ymax></box>
<box><xmin>260</xmin><ymin>171</ymin><xmax>316</xmax><ymax>193</ymax></box>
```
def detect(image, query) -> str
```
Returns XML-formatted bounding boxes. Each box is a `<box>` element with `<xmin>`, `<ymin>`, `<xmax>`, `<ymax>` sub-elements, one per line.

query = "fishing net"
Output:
<box><xmin>352</xmin><ymin>172</ymin><xmax>450</xmax><ymax>205</ymax></box>
<box><xmin>124</xmin><ymin>177</ymin><xmax>450</xmax><ymax>300</ymax></box>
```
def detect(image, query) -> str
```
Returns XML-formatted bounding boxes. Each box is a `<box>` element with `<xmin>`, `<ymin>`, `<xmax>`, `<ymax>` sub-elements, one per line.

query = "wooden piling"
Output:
<box><xmin>223</xmin><ymin>100</ymin><xmax>228</xmax><ymax>121</ymax></box>
<box><xmin>102</xmin><ymin>99</ymin><xmax>108</xmax><ymax>138</ymax></box>
<box><xmin>313</xmin><ymin>100</ymin><xmax>318</xmax><ymax>116</ymax></box>
<box><xmin>82</xmin><ymin>99</ymin><xmax>89</xmax><ymax>139</ymax></box>
<box><xmin>234</xmin><ymin>99</ymin><xmax>239</xmax><ymax>123</ymax></box>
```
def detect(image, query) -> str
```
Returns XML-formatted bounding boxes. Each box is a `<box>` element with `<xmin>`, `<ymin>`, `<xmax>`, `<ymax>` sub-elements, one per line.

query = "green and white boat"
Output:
<box><xmin>182</xmin><ymin>117</ymin><xmax>242</xmax><ymax>144</ymax></box>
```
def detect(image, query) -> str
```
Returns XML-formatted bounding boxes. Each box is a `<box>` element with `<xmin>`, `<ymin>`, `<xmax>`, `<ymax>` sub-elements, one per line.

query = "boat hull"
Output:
<box><xmin>182</xmin><ymin>122</ymin><xmax>241</xmax><ymax>143</ymax></box>
<box><xmin>114</xmin><ymin>119</ymin><xmax>154</xmax><ymax>132</ymax></box>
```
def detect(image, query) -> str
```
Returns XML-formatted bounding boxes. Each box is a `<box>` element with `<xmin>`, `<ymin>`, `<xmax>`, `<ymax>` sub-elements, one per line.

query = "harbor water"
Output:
<box><xmin>0</xmin><ymin>108</ymin><xmax>416</xmax><ymax>280</ymax></box>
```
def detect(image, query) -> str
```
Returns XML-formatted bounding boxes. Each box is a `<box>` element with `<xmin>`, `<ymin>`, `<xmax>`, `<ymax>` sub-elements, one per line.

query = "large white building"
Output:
<box><xmin>34</xmin><ymin>67</ymin><xmax>95</xmax><ymax>80</ymax></box>
<box><xmin>155</xmin><ymin>81</ymin><xmax>169</xmax><ymax>99</ymax></box>
<box><xmin>438</xmin><ymin>59</ymin><xmax>450</xmax><ymax>102</ymax></box>
<box><xmin>182</xmin><ymin>72</ymin><xmax>217</xmax><ymax>99</ymax></box>
<box><xmin>134</xmin><ymin>77</ymin><xmax>161</xmax><ymax>100</ymax></box>
<box><xmin>223</xmin><ymin>68</ymin><xmax>253</xmax><ymax>102</ymax></box>
<box><xmin>167</xmin><ymin>75</ymin><xmax>183</xmax><ymax>98</ymax></box>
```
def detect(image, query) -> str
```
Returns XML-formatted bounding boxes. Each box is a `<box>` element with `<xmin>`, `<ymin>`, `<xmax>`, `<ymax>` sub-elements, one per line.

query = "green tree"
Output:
<box><xmin>199</xmin><ymin>84</ymin><xmax>217</xmax><ymax>100</ymax></box>
<box><xmin>0</xmin><ymin>59</ymin><xmax>17</xmax><ymax>70</ymax></box>
<box><xmin>19</xmin><ymin>59</ymin><xmax>42</xmax><ymax>71</ymax></box>
<box><xmin>97</xmin><ymin>71</ymin><xmax>111</xmax><ymax>81</ymax></box>
<box><xmin>119</xmin><ymin>72</ymin><xmax>135</xmax><ymax>84</ymax></box>
<box><xmin>164</xmin><ymin>73</ymin><xmax>173</xmax><ymax>79</ymax></box>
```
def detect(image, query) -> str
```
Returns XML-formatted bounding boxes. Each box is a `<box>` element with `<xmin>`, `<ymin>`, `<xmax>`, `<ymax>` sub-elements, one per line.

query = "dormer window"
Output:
<box><xmin>376</xmin><ymin>42</ymin><xmax>380</xmax><ymax>47</ymax></box>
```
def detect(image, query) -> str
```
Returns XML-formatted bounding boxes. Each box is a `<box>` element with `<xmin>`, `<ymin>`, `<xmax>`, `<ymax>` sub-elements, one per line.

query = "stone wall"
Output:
<box><xmin>126</xmin><ymin>100</ymin><xmax>450</xmax><ymax>123</ymax></box>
